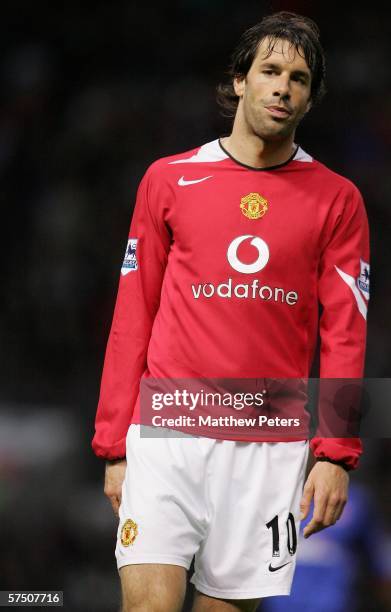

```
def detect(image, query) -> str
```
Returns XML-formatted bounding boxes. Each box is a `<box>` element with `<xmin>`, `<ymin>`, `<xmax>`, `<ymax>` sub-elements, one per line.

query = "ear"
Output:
<box><xmin>305</xmin><ymin>98</ymin><xmax>312</xmax><ymax>113</ymax></box>
<box><xmin>233</xmin><ymin>75</ymin><xmax>246</xmax><ymax>97</ymax></box>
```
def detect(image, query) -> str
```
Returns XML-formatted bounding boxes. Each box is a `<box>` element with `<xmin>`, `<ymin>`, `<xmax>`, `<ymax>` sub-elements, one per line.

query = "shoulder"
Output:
<box><xmin>297</xmin><ymin>149</ymin><xmax>366</xmax><ymax>218</ymax></box>
<box><xmin>143</xmin><ymin>138</ymin><xmax>227</xmax><ymax>182</ymax></box>
<box><xmin>309</xmin><ymin>156</ymin><xmax>364</xmax><ymax>203</ymax></box>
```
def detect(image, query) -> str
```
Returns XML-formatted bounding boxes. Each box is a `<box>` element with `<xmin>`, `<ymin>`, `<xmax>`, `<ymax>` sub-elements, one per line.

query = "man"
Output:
<box><xmin>92</xmin><ymin>11</ymin><xmax>370</xmax><ymax>612</ymax></box>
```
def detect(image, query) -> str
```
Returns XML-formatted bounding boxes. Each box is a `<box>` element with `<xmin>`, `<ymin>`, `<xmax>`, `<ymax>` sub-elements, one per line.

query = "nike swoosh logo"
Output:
<box><xmin>268</xmin><ymin>562</ymin><xmax>291</xmax><ymax>572</ymax></box>
<box><xmin>178</xmin><ymin>175</ymin><xmax>213</xmax><ymax>186</ymax></box>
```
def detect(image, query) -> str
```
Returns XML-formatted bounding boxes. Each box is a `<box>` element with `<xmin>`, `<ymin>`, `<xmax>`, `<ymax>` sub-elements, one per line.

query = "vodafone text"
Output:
<box><xmin>191</xmin><ymin>277</ymin><xmax>298</xmax><ymax>305</ymax></box>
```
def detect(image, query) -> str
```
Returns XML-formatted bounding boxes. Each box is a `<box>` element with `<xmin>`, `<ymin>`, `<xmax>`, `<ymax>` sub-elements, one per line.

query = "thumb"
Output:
<box><xmin>300</xmin><ymin>480</ymin><xmax>314</xmax><ymax>520</ymax></box>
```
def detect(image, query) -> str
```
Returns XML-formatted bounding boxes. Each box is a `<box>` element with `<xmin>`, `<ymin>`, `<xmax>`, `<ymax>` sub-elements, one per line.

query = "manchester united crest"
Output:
<box><xmin>240</xmin><ymin>193</ymin><xmax>268</xmax><ymax>219</ymax></box>
<box><xmin>121</xmin><ymin>518</ymin><xmax>138</xmax><ymax>547</ymax></box>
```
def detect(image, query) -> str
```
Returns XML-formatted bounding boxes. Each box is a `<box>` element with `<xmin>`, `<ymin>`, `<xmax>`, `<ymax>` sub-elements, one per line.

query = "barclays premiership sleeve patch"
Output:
<box><xmin>357</xmin><ymin>258</ymin><xmax>370</xmax><ymax>300</ymax></box>
<box><xmin>121</xmin><ymin>238</ymin><xmax>138</xmax><ymax>275</ymax></box>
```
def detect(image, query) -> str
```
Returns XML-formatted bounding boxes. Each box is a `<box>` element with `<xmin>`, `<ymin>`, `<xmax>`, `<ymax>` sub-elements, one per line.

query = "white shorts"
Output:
<box><xmin>116</xmin><ymin>425</ymin><xmax>309</xmax><ymax>600</ymax></box>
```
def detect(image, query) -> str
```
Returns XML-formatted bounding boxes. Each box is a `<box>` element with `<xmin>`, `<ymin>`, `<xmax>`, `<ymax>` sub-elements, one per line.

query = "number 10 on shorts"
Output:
<box><xmin>266</xmin><ymin>513</ymin><xmax>297</xmax><ymax>557</ymax></box>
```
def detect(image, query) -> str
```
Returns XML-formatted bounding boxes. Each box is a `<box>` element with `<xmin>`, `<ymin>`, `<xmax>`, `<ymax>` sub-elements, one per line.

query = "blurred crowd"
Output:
<box><xmin>0</xmin><ymin>1</ymin><xmax>390</xmax><ymax>610</ymax></box>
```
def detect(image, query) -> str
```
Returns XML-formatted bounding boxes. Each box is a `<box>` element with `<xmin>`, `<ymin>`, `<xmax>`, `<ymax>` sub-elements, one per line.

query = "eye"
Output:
<box><xmin>262</xmin><ymin>69</ymin><xmax>276</xmax><ymax>75</ymax></box>
<box><xmin>292</xmin><ymin>75</ymin><xmax>306</xmax><ymax>84</ymax></box>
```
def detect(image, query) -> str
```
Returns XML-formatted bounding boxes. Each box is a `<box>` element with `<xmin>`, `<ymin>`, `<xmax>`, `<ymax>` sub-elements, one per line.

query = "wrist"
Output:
<box><xmin>316</xmin><ymin>457</ymin><xmax>351</xmax><ymax>472</ymax></box>
<box><xmin>106</xmin><ymin>457</ymin><xmax>126</xmax><ymax>465</ymax></box>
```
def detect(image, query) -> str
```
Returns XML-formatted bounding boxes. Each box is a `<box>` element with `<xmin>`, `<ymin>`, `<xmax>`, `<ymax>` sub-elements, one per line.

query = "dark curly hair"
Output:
<box><xmin>217</xmin><ymin>11</ymin><xmax>326</xmax><ymax>118</ymax></box>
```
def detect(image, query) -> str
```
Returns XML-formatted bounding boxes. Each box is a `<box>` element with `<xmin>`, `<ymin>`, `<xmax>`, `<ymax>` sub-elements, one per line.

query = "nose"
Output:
<box><xmin>272</xmin><ymin>73</ymin><xmax>291</xmax><ymax>98</ymax></box>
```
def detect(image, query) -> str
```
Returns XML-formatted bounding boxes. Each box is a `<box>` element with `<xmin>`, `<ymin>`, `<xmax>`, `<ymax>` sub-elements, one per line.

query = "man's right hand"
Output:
<box><xmin>104</xmin><ymin>458</ymin><xmax>127</xmax><ymax>517</ymax></box>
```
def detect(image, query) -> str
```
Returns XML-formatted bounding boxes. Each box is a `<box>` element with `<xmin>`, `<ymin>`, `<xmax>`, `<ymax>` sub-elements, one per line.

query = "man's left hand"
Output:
<box><xmin>300</xmin><ymin>461</ymin><xmax>349</xmax><ymax>538</ymax></box>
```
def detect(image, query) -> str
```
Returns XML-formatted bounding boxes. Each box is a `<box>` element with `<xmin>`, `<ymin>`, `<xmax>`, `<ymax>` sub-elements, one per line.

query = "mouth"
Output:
<box><xmin>265</xmin><ymin>106</ymin><xmax>292</xmax><ymax>119</ymax></box>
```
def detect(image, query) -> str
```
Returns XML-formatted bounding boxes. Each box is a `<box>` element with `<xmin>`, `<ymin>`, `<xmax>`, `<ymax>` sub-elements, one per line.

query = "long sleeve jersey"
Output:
<box><xmin>92</xmin><ymin>139</ymin><xmax>370</xmax><ymax>468</ymax></box>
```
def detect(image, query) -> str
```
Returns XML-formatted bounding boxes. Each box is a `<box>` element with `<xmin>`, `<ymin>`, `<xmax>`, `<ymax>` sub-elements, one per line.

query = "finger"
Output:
<box><xmin>334</xmin><ymin>498</ymin><xmax>347</xmax><ymax>522</ymax></box>
<box><xmin>312</xmin><ymin>492</ymin><xmax>327</xmax><ymax>524</ymax></box>
<box><xmin>325</xmin><ymin>491</ymin><xmax>348</xmax><ymax>525</ymax></box>
<box><xmin>304</xmin><ymin>493</ymin><xmax>328</xmax><ymax>538</ymax></box>
<box><xmin>322</xmin><ymin>492</ymin><xmax>341</xmax><ymax>525</ymax></box>
<box><xmin>303</xmin><ymin>517</ymin><xmax>323</xmax><ymax>538</ymax></box>
<box><xmin>323</xmin><ymin>503</ymin><xmax>338</xmax><ymax>527</ymax></box>
<box><xmin>300</xmin><ymin>481</ymin><xmax>314</xmax><ymax>520</ymax></box>
<box><xmin>116</xmin><ymin>492</ymin><xmax>123</xmax><ymax>513</ymax></box>
<box><xmin>109</xmin><ymin>496</ymin><xmax>120</xmax><ymax>517</ymax></box>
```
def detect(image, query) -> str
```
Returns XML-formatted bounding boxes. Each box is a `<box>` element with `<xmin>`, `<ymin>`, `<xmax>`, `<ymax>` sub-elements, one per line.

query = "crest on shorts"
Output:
<box><xmin>121</xmin><ymin>518</ymin><xmax>138</xmax><ymax>546</ymax></box>
<box><xmin>240</xmin><ymin>193</ymin><xmax>268</xmax><ymax>219</ymax></box>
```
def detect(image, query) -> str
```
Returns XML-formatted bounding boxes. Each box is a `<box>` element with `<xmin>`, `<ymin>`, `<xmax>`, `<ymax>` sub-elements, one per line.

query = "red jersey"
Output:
<box><xmin>92</xmin><ymin>139</ymin><xmax>370</xmax><ymax>468</ymax></box>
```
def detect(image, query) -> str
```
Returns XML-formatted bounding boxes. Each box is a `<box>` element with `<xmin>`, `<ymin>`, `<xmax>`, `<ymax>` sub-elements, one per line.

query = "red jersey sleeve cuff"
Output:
<box><xmin>310</xmin><ymin>437</ymin><xmax>363</xmax><ymax>471</ymax></box>
<box><xmin>91</xmin><ymin>437</ymin><xmax>126</xmax><ymax>461</ymax></box>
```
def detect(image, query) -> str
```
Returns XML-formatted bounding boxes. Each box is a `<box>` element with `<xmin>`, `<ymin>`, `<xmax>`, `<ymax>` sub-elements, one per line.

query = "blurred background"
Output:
<box><xmin>0</xmin><ymin>0</ymin><xmax>390</xmax><ymax>610</ymax></box>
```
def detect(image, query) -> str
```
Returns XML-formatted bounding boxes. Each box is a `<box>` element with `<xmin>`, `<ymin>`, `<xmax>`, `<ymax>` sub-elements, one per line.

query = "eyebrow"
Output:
<box><xmin>260</xmin><ymin>61</ymin><xmax>311</xmax><ymax>81</ymax></box>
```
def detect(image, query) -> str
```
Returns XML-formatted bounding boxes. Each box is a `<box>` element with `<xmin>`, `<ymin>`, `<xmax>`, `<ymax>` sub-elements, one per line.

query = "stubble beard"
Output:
<box><xmin>244</xmin><ymin>97</ymin><xmax>299</xmax><ymax>143</ymax></box>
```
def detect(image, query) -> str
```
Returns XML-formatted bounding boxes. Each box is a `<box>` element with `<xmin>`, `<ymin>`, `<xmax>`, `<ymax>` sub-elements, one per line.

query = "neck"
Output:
<box><xmin>222</xmin><ymin>112</ymin><xmax>296</xmax><ymax>169</ymax></box>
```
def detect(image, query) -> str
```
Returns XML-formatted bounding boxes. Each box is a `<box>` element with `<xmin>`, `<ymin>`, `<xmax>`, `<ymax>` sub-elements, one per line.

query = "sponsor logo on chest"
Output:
<box><xmin>190</xmin><ymin>235</ymin><xmax>298</xmax><ymax>305</ymax></box>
